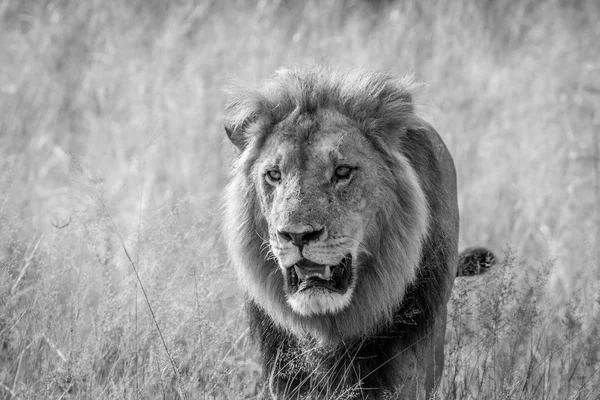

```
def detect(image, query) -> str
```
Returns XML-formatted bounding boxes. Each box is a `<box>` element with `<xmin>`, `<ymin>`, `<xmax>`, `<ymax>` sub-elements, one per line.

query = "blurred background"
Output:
<box><xmin>0</xmin><ymin>0</ymin><xmax>599</xmax><ymax>398</ymax></box>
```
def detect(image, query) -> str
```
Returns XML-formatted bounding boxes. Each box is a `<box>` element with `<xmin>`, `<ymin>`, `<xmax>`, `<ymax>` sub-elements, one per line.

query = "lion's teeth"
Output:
<box><xmin>294</xmin><ymin>264</ymin><xmax>332</xmax><ymax>281</ymax></box>
<box><xmin>294</xmin><ymin>265</ymin><xmax>306</xmax><ymax>281</ymax></box>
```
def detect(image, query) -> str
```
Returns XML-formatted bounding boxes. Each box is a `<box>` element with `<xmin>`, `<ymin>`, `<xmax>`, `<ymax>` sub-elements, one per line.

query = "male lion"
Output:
<box><xmin>223</xmin><ymin>66</ymin><xmax>493</xmax><ymax>399</ymax></box>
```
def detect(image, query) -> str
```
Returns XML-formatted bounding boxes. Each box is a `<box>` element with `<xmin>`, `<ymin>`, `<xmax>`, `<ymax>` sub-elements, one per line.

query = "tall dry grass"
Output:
<box><xmin>0</xmin><ymin>0</ymin><xmax>599</xmax><ymax>398</ymax></box>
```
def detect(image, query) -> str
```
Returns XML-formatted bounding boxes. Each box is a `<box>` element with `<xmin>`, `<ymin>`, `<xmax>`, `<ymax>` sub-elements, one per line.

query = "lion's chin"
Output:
<box><xmin>283</xmin><ymin>255</ymin><xmax>354</xmax><ymax>316</ymax></box>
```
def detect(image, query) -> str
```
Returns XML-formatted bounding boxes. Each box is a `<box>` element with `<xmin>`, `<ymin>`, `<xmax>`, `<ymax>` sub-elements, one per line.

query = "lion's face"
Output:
<box><xmin>253</xmin><ymin>110</ymin><xmax>381</xmax><ymax>316</ymax></box>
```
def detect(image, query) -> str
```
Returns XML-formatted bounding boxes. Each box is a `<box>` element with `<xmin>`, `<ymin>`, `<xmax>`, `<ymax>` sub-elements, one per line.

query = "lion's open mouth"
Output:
<box><xmin>285</xmin><ymin>255</ymin><xmax>353</xmax><ymax>295</ymax></box>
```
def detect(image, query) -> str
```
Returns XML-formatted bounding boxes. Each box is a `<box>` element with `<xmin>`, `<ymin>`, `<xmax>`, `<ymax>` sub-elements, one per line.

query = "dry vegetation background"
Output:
<box><xmin>1</xmin><ymin>0</ymin><xmax>599</xmax><ymax>398</ymax></box>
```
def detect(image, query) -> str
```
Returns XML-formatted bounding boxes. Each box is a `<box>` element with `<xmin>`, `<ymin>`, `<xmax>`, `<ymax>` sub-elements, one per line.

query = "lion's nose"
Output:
<box><xmin>278</xmin><ymin>227</ymin><xmax>325</xmax><ymax>248</ymax></box>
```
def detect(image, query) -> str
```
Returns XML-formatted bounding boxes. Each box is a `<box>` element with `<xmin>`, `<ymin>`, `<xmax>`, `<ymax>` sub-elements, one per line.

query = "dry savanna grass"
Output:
<box><xmin>1</xmin><ymin>0</ymin><xmax>599</xmax><ymax>398</ymax></box>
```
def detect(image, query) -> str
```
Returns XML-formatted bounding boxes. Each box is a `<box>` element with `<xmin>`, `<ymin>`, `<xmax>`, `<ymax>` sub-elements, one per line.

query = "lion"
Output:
<box><xmin>223</xmin><ymin>66</ymin><xmax>494</xmax><ymax>399</ymax></box>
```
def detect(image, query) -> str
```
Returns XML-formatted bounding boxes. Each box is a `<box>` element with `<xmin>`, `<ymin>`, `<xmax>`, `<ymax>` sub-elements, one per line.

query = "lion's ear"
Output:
<box><xmin>224</xmin><ymin>79</ymin><xmax>265</xmax><ymax>150</ymax></box>
<box><xmin>224</xmin><ymin>122</ymin><xmax>247</xmax><ymax>150</ymax></box>
<box><xmin>224</xmin><ymin>116</ymin><xmax>258</xmax><ymax>150</ymax></box>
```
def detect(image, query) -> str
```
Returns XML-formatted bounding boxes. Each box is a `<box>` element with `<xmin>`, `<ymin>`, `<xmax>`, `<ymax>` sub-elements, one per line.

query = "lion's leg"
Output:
<box><xmin>246</xmin><ymin>301</ymin><xmax>310</xmax><ymax>397</ymax></box>
<box><xmin>424</xmin><ymin>306</ymin><xmax>447</xmax><ymax>399</ymax></box>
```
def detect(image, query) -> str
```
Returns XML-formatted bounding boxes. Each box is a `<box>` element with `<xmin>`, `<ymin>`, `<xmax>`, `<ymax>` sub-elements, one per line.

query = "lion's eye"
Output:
<box><xmin>265</xmin><ymin>170</ymin><xmax>281</xmax><ymax>183</ymax></box>
<box><xmin>334</xmin><ymin>165</ymin><xmax>352</xmax><ymax>180</ymax></box>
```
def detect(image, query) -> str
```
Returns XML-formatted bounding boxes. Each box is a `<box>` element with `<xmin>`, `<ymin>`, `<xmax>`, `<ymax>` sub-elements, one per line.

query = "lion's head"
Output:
<box><xmin>223</xmin><ymin>66</ymin><xmax>433</xmax><ymax>342</ymax></box>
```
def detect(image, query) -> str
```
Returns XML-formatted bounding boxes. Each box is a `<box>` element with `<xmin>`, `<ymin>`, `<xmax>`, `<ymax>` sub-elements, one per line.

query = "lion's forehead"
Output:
<box><xmin>260</xmin><ymin>120</ymin><xmax>368</xmax><ymax>176</ymax></box>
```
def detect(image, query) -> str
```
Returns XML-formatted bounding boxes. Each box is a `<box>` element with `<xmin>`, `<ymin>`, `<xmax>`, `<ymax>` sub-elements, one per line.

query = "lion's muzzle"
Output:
<box><xmin>271</xmin><ymin>223</ymin><xmax>359</xmax><ymax>315</ymax></box>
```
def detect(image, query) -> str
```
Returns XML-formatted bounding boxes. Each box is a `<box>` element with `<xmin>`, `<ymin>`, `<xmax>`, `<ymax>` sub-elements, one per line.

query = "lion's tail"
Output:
<box><xmin>456</xmin><ymin>247</ymin><xmax>497</xmax><ymax>277</ymax></box>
